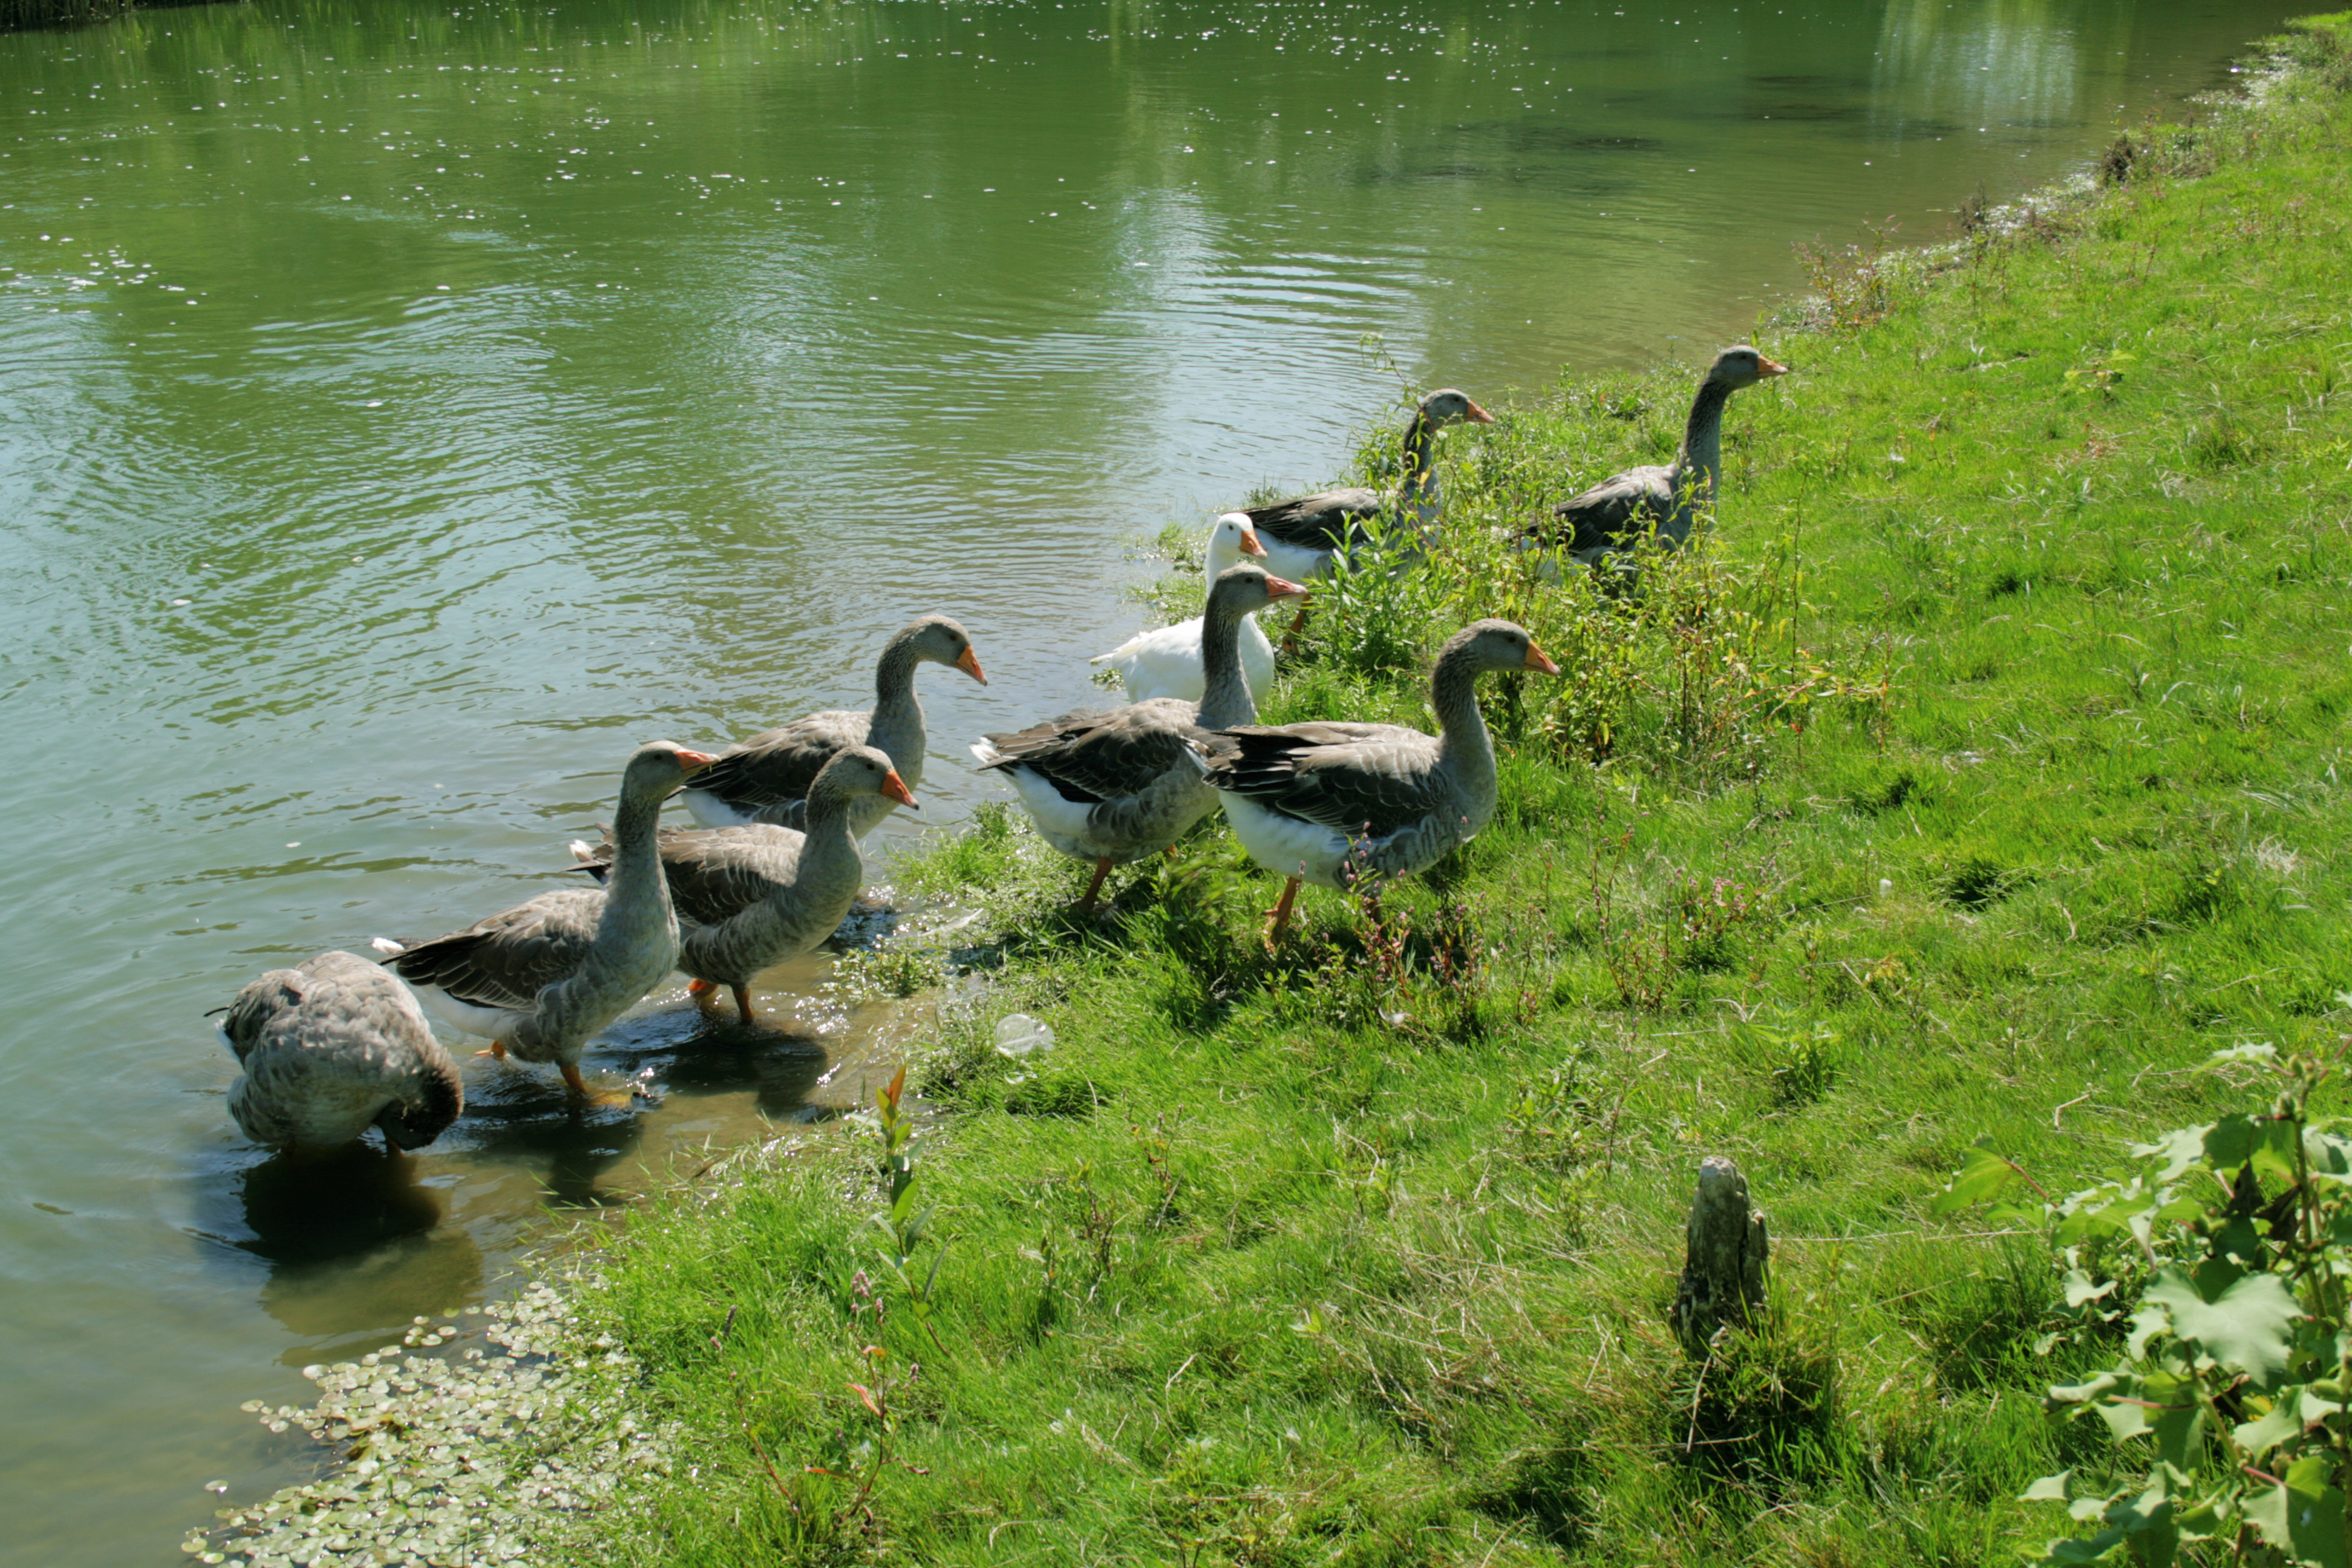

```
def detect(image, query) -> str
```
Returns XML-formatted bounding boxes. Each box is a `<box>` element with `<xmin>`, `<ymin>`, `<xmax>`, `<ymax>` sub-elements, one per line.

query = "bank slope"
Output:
<box><xmin>577</xmin><ymin>18</ymin><xmax>2352</xmax><ymax>1566</ymax></box>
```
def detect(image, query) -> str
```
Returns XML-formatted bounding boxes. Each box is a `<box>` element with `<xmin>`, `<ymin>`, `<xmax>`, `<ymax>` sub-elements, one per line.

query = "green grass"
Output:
<box><xmin>569</xmin><ymin>18</ymin><xmax>2352</xmax><ymax>1564</ymax></box>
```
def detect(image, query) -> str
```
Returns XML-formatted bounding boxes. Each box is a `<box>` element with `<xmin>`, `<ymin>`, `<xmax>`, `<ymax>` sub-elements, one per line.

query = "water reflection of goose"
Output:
<box><xmin>373</xmin><ymin>742</ymin><xmax>713</xmax><ymax>1103</ymax></box>
<box><xmin>975</xmin><ymin>567</ymin><xmax>1305</xmax><ymax>914</ymax></box>
<box><xmin>1091</xmin><ymin>513</ymin><xmax>1276</xmax><ymax>704</ymax></box>
<box><xmin>1238</xmin><ymin>388</ymin><xmax>1493</xmax><ymax>584</ymax></box>
<box><xmin>1522</xmin><ymin>346</ymin><xmax>1789</xmax><ymax>567</ymax></box>
<box><xmin>224</xmin><ymin>1143</ymin><xmax>483</xmax><ymax>1339</ymax></box>
<box><xmin>1207</xmin><ymin>621</ymin><xmax>1561</xmax><ymax>942</ymax></box>
<box><xmin>218</xmin><ymin>951</ymin><xmax>462</xmax><ymax>1152</ymax></box>
<box><xmin>569</xmin><ymin>748</ymin><xmax>916</xmax><ymax>1028</ymax></box>
<box><xmin>681</xmin><ymin>615</ymin><xmax>984</xmax><ymax>836</ymax></box>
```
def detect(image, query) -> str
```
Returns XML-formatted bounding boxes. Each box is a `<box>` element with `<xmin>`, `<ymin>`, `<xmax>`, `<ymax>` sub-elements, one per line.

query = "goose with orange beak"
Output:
<box><xmin>976</xmin><ymin>566</ymin><xmax>1306</xmax><ymax>915</ymax></box>
<box><xmin>684</xmin><ymin>613</ymin><xmax>982</xmax><ymax>838</ymax></box>
<box><xmin>1091</xmin><ymin>512</ymin><xmax>1279</xmax><ymax>704</ymax></box>
<box><xmin>1205</xmin><ymin>620</ymin><xmax>1562</xmax><ymax>942</ymax></box>
<box><xmin>1523</xmin><ymin>346</ymin><xmax>1789</xmax><ymax>568</ymax></box>
<box><xmin>373</xmin><ymin>740</ymin><xmax>714</xmax><ymax>1102</ymax></box>
<box><xmin>572</xmin><ymin>746</ymin><xmax>914</xmax><ymax>1027</ymax></box>
<box><xmin>1240</xmin><ymin>388</ymin><xmax>1495</xmax><ymax>584</ymax></box>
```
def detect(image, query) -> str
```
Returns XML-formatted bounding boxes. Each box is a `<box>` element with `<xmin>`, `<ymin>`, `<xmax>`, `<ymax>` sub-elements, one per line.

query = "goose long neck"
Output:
<box><xmin>598</xmin><ymin>788</ymin><xmax>672</xmax><ymax>942</ymax></box>
<box><xmin>1400</xmin><ymin>411</ymin><xmax>1440</xmax><ymax>498</ymax></box>
<box><xmin>1429</xmin><ymin>653</ymin><xmax>1497</xmax><ymax>791</ymax></box>
<box><xmin>1674</xmin><ymin>379</ymin><xmax>1734</xmax><ymax>502</ymax></box>
<box><xmin>1197</xmin><ymin>597</ymin><xmax>1255</xmax><ymax>730</ymax></box>
<box><xmin>801</xmin><ymin>786</ymin><xmax>863</xmax><ymax>864</ymax></box>
<box><xmin>873</xmin><ymin>635</ymin><xmax>925</xmax><ymax>719</ymax></box>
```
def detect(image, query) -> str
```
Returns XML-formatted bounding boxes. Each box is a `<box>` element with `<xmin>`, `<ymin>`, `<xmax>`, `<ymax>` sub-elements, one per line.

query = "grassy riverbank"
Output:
<box><xmin>573</xmin><ymin>18</ymin><xmax>2352</xmax><ymax>1564</ymax></box>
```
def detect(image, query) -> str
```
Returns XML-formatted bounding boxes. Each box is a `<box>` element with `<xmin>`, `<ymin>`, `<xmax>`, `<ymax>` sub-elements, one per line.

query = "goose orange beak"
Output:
<box><xmin>881</xmin><ymin>770</ymin><xmax>920</xmax><ymax>809</ymax></box>
<box><xmin>1240</xmin><ymin>528</ymin><xmax>1267</xmax><ymax>558</ymax></box>
<box><xmin>956</xmin><ymin>647</ymin><xmax>987</xmax><ymax>685</ymax></box>
<box><xmin>1265</xmin><ymin>574</ymin><xmax>1310</xmax><ymax>601</ymax></box>
<box><xmin>1524</xmin><ymin>644</ymin><xmax>1561</xmax><ymax>676</ymax></box>
<box><xmin>1759</xmin><ymin>356</ymin><xmax>1792</xmax><ymax>377</ymax></box>
<box><xmin>1465</xmin><ymin>397</ymin><xmax>1495</xmax><ymax>424</ymax></box>
<box><xmin>676</xmin><ymin>748</ymin><xmax>719</xmax><ymax>772</ymax></box>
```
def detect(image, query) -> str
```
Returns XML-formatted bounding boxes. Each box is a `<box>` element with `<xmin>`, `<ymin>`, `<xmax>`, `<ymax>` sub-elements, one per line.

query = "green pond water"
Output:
<box><xmin>0</xmin><ymin>0</ymin><xmax>2298</xmax><ymax>1557</ymax></box>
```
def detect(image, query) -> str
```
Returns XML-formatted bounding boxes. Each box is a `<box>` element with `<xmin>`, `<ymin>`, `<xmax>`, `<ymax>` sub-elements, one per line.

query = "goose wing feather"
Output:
<box><xmin>978</xmin><ymin>701</ymin><xmax>1201</xmax><ymax>804</ymax></box>
<box><xmin>692</xmin><ymin>711</ymin><xmax>870</xmax><ymax>811</ymax></box>
<box><xmin>573</xmin><ymin>825</ymin><xmax>802</xmax><ymax>927</ymax></box>
<box><xmin>381</xmin><ymin>889</ymin><xmax>606</xmax><ymax>1010</ymax></box>
<box><xmin>1536</xmin><ymin>465</ymin><xmax>1673</xmax><ymax>551</ymax></box>
<box><xmin>1207</xmin><ymin>722</ymin><xmax>1444</xmax><ymax>835</ymax></box>
<box><xmin>1242</xmin><ymin>487</ymin><xmax>1382</xmax><ymax>550</ymax></box>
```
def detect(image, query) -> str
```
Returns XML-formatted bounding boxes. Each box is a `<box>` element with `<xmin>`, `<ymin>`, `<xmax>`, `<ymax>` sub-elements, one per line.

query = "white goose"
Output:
<box><xmin>1089</xmin><ymin>514</ymin><xmax>1276</xmax><ymax>704</ymax></box>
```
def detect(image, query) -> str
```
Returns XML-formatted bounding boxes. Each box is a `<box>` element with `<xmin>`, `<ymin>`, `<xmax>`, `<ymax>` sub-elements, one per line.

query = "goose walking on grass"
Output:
<box><xmin>974</xmin><ymin>565</ymin><xmax>1307</xmax><ymax>913</ymax></box>
<box><xmin>1091</xmin><ymin>512</ymin><xmax>1275</xmax><ymax>704</ymax></box>
<box><xmin>1206</xmin><ymin>619</ymin><xmax>1561</xmax><ymax>942</ymax></box>
<box><xmin>373</xmin><ymin>742</ymin><xmax>713</xmax><ymax>1103</ymax></box>
<box><xmin>1241</xmin><ymin>388</ymin><xmax>1492</xmax><ymax>585</ymax></box>
<box><xmin>1522</xmin><ymin>346</ymin><xmax>1789</xmax><ymax>567</ymax></box>
<box><xmin>684</xmin><ymin>614</ymin><xmax>982</xmax><ymax>837</ymax></box>
<box><xmin>218</xmin><ymin>951</ymin><xmax>463</xmax><ymax>1152</ymax></box>
<box><xmin>570</xmin><ymin>746</ymin><xmax>915</xmax><ymax>1027</ymax></box>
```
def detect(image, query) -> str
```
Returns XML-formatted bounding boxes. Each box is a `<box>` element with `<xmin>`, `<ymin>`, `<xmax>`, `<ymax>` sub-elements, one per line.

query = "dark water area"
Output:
<box><xmin>0</xmin><ymin>0</ymin><xmax>2301</xmax><ymax>1558</ymax></box>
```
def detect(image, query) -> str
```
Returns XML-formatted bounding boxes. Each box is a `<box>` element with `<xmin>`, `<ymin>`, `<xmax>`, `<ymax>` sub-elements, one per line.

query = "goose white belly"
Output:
<box><xmin>998</xmin><ymin>763</ymin><xmax>1117</xmax><ymax>862</ymax></box>
<box><xmin>1217</xmin><ymin>792</ymin><xmax>1358</xmax><ymax>889</ymax></box>
<box><xmin>680</xmin><ymin>788</ymin><xmax>761</xmax><ymax>829</ymax></box>
<box><xmin>1258</xmin><ymin>537</ymin><xmax>1336</xmax><ymax>583</ymax></box>
<box><xmin>412</xmin><ymin>984</ymin><xmax>529</xmax><ymax>1042</ymax></box>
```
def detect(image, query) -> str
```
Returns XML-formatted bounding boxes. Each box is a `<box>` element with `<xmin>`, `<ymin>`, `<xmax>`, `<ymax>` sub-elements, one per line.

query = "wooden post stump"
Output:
<box><xmin>1669</xmin><ymin>1155</ymin><xmax>1768</xmax><ymax>1357</ymax></box>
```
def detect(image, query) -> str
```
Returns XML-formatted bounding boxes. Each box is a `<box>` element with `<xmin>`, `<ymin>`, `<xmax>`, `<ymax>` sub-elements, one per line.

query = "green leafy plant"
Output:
<box><xmin>1933</xmin><ymin>1044</ymin><xmax>2352</xmax><ymax>1566</ymax></box>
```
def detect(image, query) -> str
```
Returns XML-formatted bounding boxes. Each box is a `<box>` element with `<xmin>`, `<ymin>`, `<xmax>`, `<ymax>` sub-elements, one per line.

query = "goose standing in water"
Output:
<box><xmin>1523</xmin><ymin>346</ymin><xmax>1789</xmax><ymax>566</ymax></box>
<box><xmin>974</xmin><ymin>565</ymin><xmax>1307</xmax><ymax>913</ymax></box>
<box><xmin>570</xmin><ymin>746</ymin><xmax>915</xmax><ymax>1027</ymax></box>
<box><xmin>1241</xmin><ymin>388</ymin><xmax>1493</xmax><ymax>584</ymax></box>
<box><xmin>218</xmin><ymin>951</ymin><xmax>462</xmax><ymax>1151</ymax></box>
<box><xmin>1207</xmin><ymin>619</ymin><xmax>1561</xmax><ymax>941</ymax></box>
<box><xmin>373</xmin><ymin>741</ymin><xmax>713</xmax><ymax>1102</ymax></box>
<box><xmin>684</xmin><ymin>614</ymin><xmax>982</xmax><ymax>836</ymax></box>
<box><xmin>1090</xmin><ymin>512</ymin><xmax>1275</xmax><ymax>704</ymax></box>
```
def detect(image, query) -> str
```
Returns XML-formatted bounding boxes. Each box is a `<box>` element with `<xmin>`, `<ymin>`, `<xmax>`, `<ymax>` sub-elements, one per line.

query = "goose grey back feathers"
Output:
<box><xmin>972</xmin><ymin>567</ymin><xmax>1302</xmax><ymax>874</ymax></box>
<box><xmin>1529</xmin><ymin>347</ymin><xmax>1788</xmax><ymax>560</ymax></box>
<box><xmin>574</xmin><ymin>746</ymin><xmax>910</xmax><ymax>995</ymax></box>
<box><xmin>377</xmin><ymin>742</ymin><xmax>708</xmax><ymax>1085</ymax></box>
<box><xmin>1207</xmin><ymin>619</ymin><xmax>1561</xmax><ymax>890</ymax></box>
<box><xmin>221</xmin><ymin>950</ymin><xmax>462</xmax><ymax>1151</ymax></box>
<box><xmin>684</xmin><ymin>614</ymin><xmax>982</xmax><ymax>836</ymax></box>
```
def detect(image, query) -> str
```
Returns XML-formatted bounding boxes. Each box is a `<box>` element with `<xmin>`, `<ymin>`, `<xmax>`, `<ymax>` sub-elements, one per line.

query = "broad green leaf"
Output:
<box><xmin>2134</xmin><ymin>1123</ymin><xmax>2216</xmax><ymax>1180</ymax></box>
<box><xmin>1932</xmin><ymin>1139</ymin><xmax>2028</xmax><ymax>1214</ymax></box>
<box><xmin>2023</xmin><ymin>1471</ymin><xmax>2073</xmax><ymax>1503</ymax></box>
<box><xmin>2064</xmin><ymin>1270</ymin><xmax>2117</xmax><ymax>1308</ymax></box>
<box><xmin>2039</xmin><ymin>1527</ymin><xmax>2128</xmax><ymax>1564</ymax></box>
<box><xmin>2145</xmin><ymin>1266</ymin><xmax>2302</xmax><ymax>1382</ymax></box>
<box><xmin>2149</xmin><ymin>1398</ymin><xmax>2204</xmax><ymax>1471</ymax></box>
<box><xmin>2245</xmin><ymin>1472</ymin><xmax>2348</xmax><ymax>1568</ymax></box>
<box><xmin>2236</xmin><ymin>1391</ymin><xmax>2306</xmax><ymax>1459</ymax></box>
<box><xmin>2049</xmin><ymin>1371</ymin><xmax>2124</xmax><ymax>1406</ymax></box>
<box><xmin>2198</xmin><ymin>1116</ymin><xmax>2257</xmax><ymax>1172</ymax></box>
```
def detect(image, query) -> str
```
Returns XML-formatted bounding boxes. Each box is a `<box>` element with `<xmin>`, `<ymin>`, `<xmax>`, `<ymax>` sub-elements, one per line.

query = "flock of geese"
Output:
<box><xmin>217</xmin><ymin>347</ymin><xmax>1789</xmax><ymax>1154</ymax></box>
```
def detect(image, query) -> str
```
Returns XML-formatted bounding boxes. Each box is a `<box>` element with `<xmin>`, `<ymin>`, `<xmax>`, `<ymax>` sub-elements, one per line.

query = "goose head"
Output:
<box><xmin>1440</xmin><ymin>618</ymin><xmax>1563</xmax><ymax>678</ymax></box>
<box><xmin>1205</xmin><ymin>512</ymin><xmax>1269</xmax><ymax>575</ymax></box>
<box><xmin>1707</xmin><ymin>345</ymin><xmax>1792</xmax><ymax>391</ymax></box>
<box><xmin>898</xmin><ymin>612</ymin><xmax>987</xmax><ymax>685</ymax></box>
<box><xmin>622</xmin><ymin>741</ymin><xmax>718</xmax><ymax>803</ymax></box>
<box><xmin>811</xmin><ymin>744</ymin><xmax>920</xmax><ymax>811</ymax></box>
<box><xmin>1206</xmin><ymin>562</ymin><xmax>1308</xmax><ymax>624</ymax></box>
<box><xmin>1417</xmin><ymin>388</ymin><xmax>1495</xmax><ymax>428</ymax></box>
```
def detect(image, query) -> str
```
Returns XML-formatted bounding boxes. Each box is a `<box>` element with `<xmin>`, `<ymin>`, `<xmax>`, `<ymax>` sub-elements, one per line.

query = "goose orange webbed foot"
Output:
<box><xmin>560</xmin><ymin>1060</ymin><xmax>637</xmax><ymax>1109</ymax></box>
<box><xmin>476</xmin><ymin>1039</ymin><xmax>509</xmax><ymax>1060</ymax></box>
